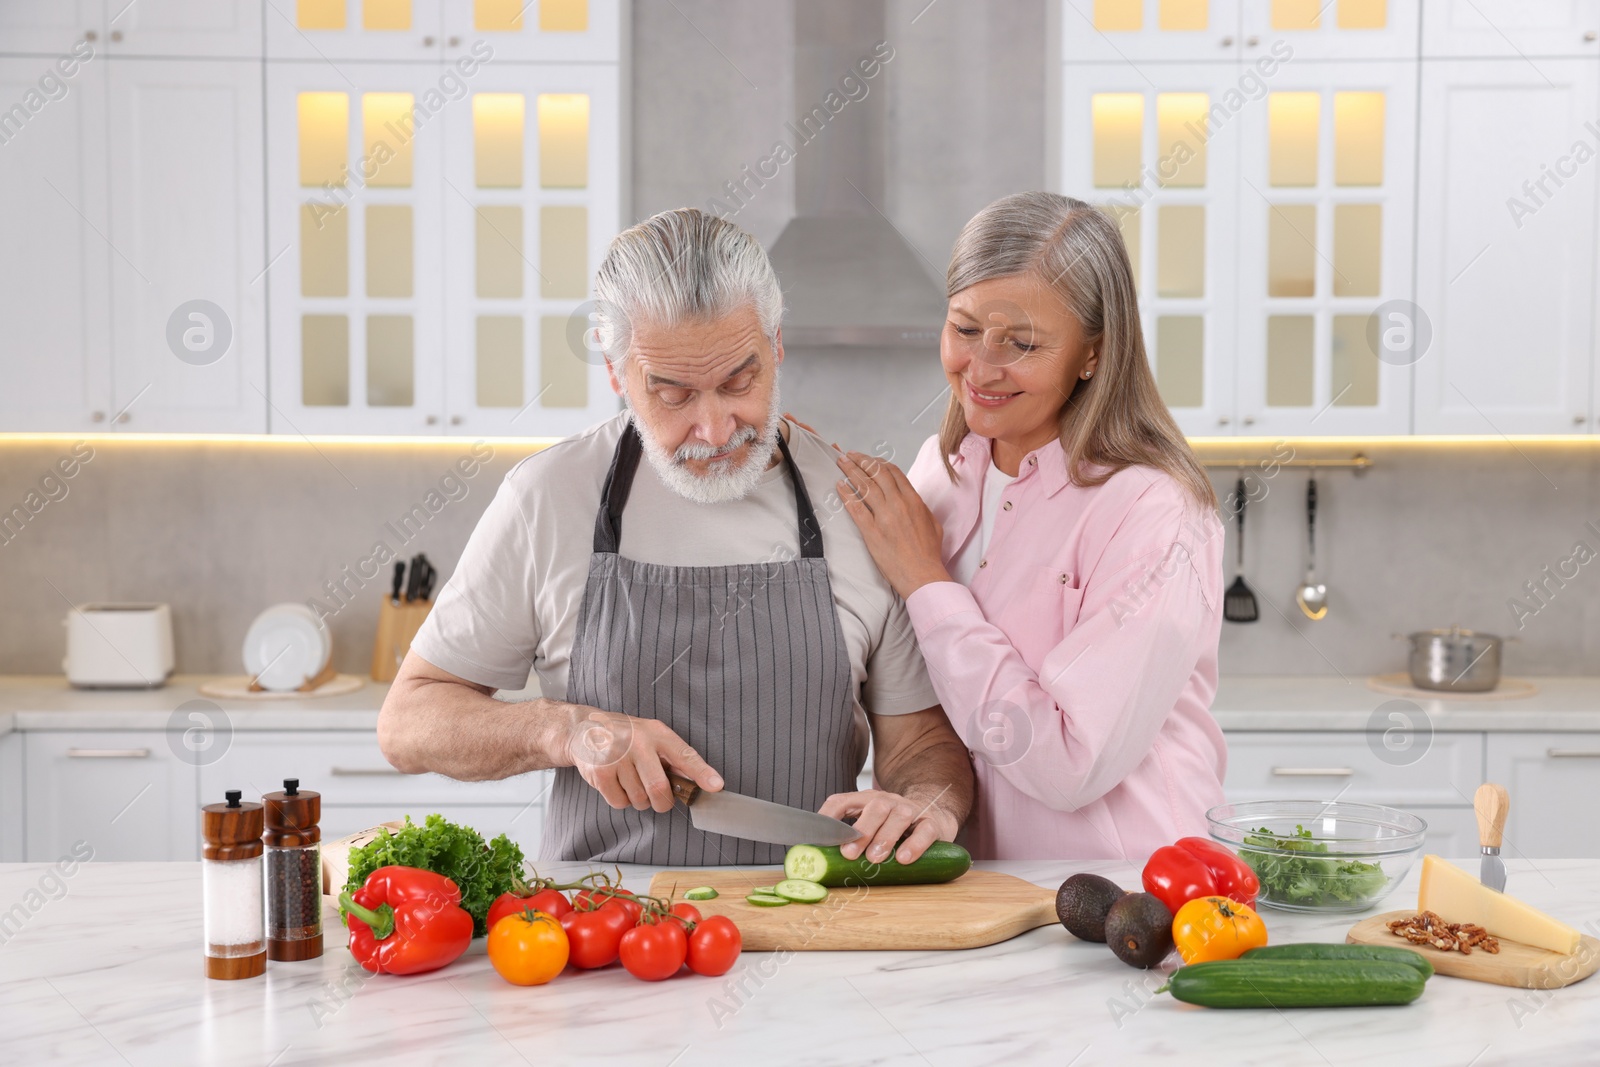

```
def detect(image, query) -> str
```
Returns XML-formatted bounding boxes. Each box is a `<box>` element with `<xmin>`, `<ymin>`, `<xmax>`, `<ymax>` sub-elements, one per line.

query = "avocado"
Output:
<box><xmin>1055</xmin><ymin>873</ymin><xmax>1126</xmax><ymax>943</ymax></box>
<box><xmin>1103</xmin><ymin>892</ymin><xmax>1174</xmax><ymax>969</ymax></box>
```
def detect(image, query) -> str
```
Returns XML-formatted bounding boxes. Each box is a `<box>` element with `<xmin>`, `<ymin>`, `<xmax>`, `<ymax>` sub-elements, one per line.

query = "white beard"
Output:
<box><xmin>626</xmin><ymin>382</ymin><xmax>783</xmax><ymax>505</ymax></box>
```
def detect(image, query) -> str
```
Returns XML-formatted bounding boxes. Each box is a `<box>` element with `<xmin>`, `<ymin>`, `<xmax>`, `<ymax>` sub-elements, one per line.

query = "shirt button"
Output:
<box><xmin>1002</xmin><ymin>501</ymin><xmax>1013</xmax><ymax>511</ymax></box>
<box><xmin>1028</xmin><ymin>457</ymin><xmax>1036</xmax><ymax>466</ymax></box>
<box><xmin>1059</xmin><ymin>572</ymin><xmax>1072</xmax><ymax>584</ymax></box>
<box><xmin>979</xmin><ymin>559</ymin><xmax>988</xmax><ymax>569</ymax></box>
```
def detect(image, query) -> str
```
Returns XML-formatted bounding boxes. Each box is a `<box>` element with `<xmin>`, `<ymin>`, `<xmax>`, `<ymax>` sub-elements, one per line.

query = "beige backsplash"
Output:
<box><xmin>2</xmin><ymin>430</ymin><xmax>1597</xmax><ymax>681</ymax></box>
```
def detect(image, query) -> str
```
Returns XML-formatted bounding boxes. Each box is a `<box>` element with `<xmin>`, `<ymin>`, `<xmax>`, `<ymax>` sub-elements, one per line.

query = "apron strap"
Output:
<box><xmin>594</xmin><ymin>422</ymin><xmax>824</xmax><ymax>560</ymax></box>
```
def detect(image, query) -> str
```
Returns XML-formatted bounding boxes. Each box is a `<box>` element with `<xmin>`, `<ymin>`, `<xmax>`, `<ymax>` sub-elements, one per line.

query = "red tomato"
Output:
<box><xmin>686</xmin><ymin>916</ymin><xmax>742</xmax><ymax>977</ymax></box>
<box><xmin>560</xmin><ymin>906</ymin><xmax>631</xmax><ymax>969</ymax></box>
<box><xmin>487</xmin><ymin>888</ymin><xmax>573</xmax><ymax>933</ymax></box>
<box><xmin>574</xmin><ymin>887</ymin><xmax>641</xmax><ymax>924</ymax></box>
<box><xmin>619</xmin><ymin>921</ymin><xmax>688</xmax><ymax>981</ymax></box>
<box><xmin>669</xmin><ymin>902</ymin><xmax>702</xmax><ymax>924</ymax></box>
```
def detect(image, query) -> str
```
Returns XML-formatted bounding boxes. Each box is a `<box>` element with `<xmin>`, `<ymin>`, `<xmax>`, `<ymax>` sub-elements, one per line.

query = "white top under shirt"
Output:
<box><xmin>949</xmin><ymin>458</ymin><xmax>1017</xmax><ymax>585</ymax></box>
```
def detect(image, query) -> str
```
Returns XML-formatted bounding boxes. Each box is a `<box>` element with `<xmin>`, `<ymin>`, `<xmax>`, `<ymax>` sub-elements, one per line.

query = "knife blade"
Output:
<box><xmin>404</xmin><ymin>554</ymin><xmax>422</xmax><ymax>603</ymax></box>
<box><xmin>668</xmin><ymin>773</ymin><xmax>861</xmax><ymax>847</ymax></box>
<box><xmin>1475</xmin><ymin>782</ymin><xmax>1508</xmax><ymax>893</ymax></box>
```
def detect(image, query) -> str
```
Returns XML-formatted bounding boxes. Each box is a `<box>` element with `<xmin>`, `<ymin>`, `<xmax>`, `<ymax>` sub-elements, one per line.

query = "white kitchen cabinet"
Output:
<box><xmin>1</xmin><ymin>733</ymin><xmax>22</xmax><ymax>862</ymax></box>
<box><xmin>0</xmin><ymin>55</ymin><xmax>111</xmax><ymax>432</ymax></box>
<box><xmin>1487</xmin><ymin>732</ymin><xmax>1600</xmax><ymax>859</ymax></box>
<box><xmin>440</xmin><ymin>60</ymin><xmax>623</xmax><ymax>437</ymax></box>
<box><xmin>107</xmin><ymin>58</ymin><xmax>268</xmax><ymax>433</ymax></box>
<box><xmin>1234</xmin><ymin>60</ymin><xmax>1417</xmax><ymax>436</ymax></box>
<box><xmin>1414</xmin><ymin>59</ymin><xmax>1598</xmax><ymax>435</ymax></box>
<box><xmin>1223</xmin><ymin>730</ymin><xmax>1485</xmax><ymax>805</ymax></box>
<box><xmin>1410</xmin><ymin>804</ymin><xmax>1485</xmax><ymax>859</ymax></box>
<box><xmin>1421</xmin><ymin>0</ymin><xmax>1600</xmax><ymax>58</ymax></box>
<box><xmin>264</xmin><ymin>0</ymin><xmax>444</xmax><ymax>62</ymax></box>
<box><xmin>23</xmin><ymin>730</ymin><xmax>199</xmax><ymax>862</ymax></box>
<box><xmin>105</xmin><ymin>0</ymin><xmax>263</xmax><ymax>58</ymax></box>
<box><xmin>1241</xmin><ymin>0</ymin><xmax>1420</xmax><ymax>60</ymax></box>
<box><xmin>264</xmin><ymin>61</ymin><xmax>449</xmax><ymax>434</ymax></box>
<box><xmin>1059</xmin><ymin>0</ymin><xmax>1244</xmax><ymax>62</ymax></box>
<box><xmin>1062</xmin><ymin>62</ymin><xmax>1244</xmax><ymax>436</ymax></box>
<box><xmin>442</xmin><ymin>0</ymin><xmax>623</xmax><ymax>63</ymax></box>
<box><xmin>0</xmin><ymin>2</ymin><xmax>101</xmax><ymax>55</ymax></box>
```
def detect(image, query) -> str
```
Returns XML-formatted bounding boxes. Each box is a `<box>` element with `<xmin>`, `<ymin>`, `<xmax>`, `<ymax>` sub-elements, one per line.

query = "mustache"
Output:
<box><xmin>674</xmin><ymin>423</ymin><xmax>759</xmax><ymax>463</ymax></box>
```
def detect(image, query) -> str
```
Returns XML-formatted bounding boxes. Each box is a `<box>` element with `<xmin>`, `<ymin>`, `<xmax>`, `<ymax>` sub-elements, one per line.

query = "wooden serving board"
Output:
<box><xmin>647</xmin><ymin>868</ymin><xmax>1059</xmax><ymax>951</ymax></box>
<box><xmin>1347</xmin><ymin>910</ymin><xmax>1600</xmax><ymax>989</ymax></box>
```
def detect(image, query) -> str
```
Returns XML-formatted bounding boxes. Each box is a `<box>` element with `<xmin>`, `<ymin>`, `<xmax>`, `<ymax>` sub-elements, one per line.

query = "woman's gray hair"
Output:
<box><xmin>592</xmin><ymin>208</ymin><xmax>784</xmax><ymax>364</ymax></box>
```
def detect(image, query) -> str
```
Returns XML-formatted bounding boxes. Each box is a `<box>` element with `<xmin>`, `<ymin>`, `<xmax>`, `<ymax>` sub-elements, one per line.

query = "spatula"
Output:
<box><xmin>1224</xmin><ymin>477</ymin><xmax>1259</xmax><ymax>623</ymax></box>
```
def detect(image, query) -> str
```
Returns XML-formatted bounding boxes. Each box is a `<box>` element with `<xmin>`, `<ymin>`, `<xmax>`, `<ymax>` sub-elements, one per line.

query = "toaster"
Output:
<box><xmin>63</xmin><ymin>603</ymin><xmax>175</xmax><ymax>688</ymax></box>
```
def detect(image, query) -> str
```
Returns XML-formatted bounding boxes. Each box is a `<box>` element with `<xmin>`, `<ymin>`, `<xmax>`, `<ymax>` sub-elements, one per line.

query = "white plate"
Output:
<box><xmin>242</xmin><ymin>603</ymin><xmax>330</xmax><ymax>691</ymax></box>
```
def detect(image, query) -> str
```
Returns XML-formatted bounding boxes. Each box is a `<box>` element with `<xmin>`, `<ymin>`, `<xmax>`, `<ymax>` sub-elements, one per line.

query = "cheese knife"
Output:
<box><xmin>667</xmin><ymin>772</ymin><xmax>861</xmax><ymax>847</ymax></box>
<box><xmin>1475</xmin><ymin>782</ymin><xmax>1509</xmax><ymax>893</ymax></box>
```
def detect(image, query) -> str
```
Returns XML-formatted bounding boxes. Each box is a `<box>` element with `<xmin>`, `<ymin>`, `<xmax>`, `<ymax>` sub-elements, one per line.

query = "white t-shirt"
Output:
<box><xmin>949</xmin><ymin>459</ymin><xmax>1017</xmax><ymax>585</ymax></box>
<box><xmin>410</xmin><ymin>413</ymin><xmax>939</xmax><ymax>724</ymax></box>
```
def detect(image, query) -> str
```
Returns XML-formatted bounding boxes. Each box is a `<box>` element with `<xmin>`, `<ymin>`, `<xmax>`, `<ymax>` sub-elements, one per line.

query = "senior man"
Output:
<box><xmin>379</xmin><ymin>207</ymin><xmax>972</xmax><ymax>867</ymax></box>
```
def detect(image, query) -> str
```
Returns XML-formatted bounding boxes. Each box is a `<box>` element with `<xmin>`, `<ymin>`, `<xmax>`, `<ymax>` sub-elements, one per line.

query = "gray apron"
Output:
<box><xmin>542</xmin><ymin>423</ymin><xmax>858</xmax><ymax>866</ymax></box>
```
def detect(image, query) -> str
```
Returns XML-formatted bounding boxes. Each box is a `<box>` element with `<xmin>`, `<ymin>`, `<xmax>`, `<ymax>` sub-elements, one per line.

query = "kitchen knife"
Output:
<box><xmin>404</xmin><ymin>554</ymin><xmax>422</xmax><ymax>603</ymax></box>
<box><xmin>416</xmin><ymin>555</ymin><xmax>435</xmax><ymax>601</ymax></box>
<box><xmin>668</xmin><ymin>772</ymin><xmax>861</xmax><ymax>847</ymax></box>
<box><xmin>1475</xmin><ymin>782</ymin><xmax>1508</xmax><ymax>893</ymax></box>
<box><xmin>390</xmin><ymin>560</ymin><xmax>405</xmax><ymax>605</ymax></box>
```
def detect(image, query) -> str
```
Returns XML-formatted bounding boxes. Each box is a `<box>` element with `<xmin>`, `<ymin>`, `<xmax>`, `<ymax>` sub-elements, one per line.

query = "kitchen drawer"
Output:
<box><xmin>321</xmin><ymin>805</ymin><xmax>545</xmax><ymax>859</ymax></box>
<box><xmin>1487</xmin><ymin>733</ymin><xmax>1600</xmax><ymax>859</ymax></box>
<box><xmin>1</xmin><ymin>733</ymin><xmax>22</xmax><ymax>862</ymax></box>
<box><xmin>24</xmin><ymin>730</ymin><xmax>199</xmax><ymax>862</ymax></box>
<box><xmin>198</xmin><ymin>733</ymin><xmax>551</xmax><ymax>808</ymax></box>
<box><xmin>1409</xmin><ymin>806</ymin><xmax>1482</xmax><ymax>860</ymax></box>
<box><xmin>1224</xmin><ymin>731</ymin><xmax>1484</xmax><ymax>806</ymax></box>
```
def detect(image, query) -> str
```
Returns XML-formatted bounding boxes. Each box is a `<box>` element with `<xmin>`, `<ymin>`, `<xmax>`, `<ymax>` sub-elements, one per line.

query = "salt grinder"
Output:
<box><xmin>201</xmin><ymin>790</ymin><xmax>265</xmax><ymax>979</ymax></box>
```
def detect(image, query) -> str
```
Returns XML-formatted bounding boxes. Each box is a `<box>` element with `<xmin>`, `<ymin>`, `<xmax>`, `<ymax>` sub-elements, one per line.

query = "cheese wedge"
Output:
<box><xmin>1417</xmin><ymin>854</ymin><xmax>1581</xmax><ymax>955</ymax></box>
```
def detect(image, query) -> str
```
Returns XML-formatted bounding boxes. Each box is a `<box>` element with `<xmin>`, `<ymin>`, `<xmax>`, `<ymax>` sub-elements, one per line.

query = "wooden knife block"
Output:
<box><xmin>370</xmin><ymin>598</ymin><xmax>433</xmax><ymax>682</ymax></box>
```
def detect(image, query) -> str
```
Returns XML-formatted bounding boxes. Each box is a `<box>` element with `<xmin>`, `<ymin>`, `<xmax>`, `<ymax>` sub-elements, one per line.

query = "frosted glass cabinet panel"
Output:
<box><xmin>1414</xmin><ymin>60</ymin><xmax>1598</xmax><ymax>433</ymax></box>
<box><xmin>443</xmin><ymin>0</ymin><xmax>620</xmax><ymax>62</ymax></box>
<box><xmin>1234</xmin><ymin>61</ymin><xmax>1416</xmax><ymax>435</ymax></box>
<box><xmin>1061</xmin><ymin>0</ymin><xmax>1243</xmax><ymax>60</ymax></box>
<box><xmin>1064</xmin><ymin>64</ymin><xmax>1242</xmax><ymax>435</ymax></box>
<box><xmin>266</xmin><ymin>63</ymin><xmax>445</xmax><ymax>433</ymax></box>
<box><xmin>1247</xmin><ymin>0</ymin><xmax>1419</xmax><ymax>59</ymax></box>
<box><xmin>440</xmin><ymin>63</ymin><xmax>622</xmax><ymax>437</ymax></box>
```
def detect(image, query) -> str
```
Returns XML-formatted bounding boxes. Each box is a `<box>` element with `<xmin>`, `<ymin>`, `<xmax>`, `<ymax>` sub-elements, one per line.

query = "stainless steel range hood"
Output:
<box><xmin>766</xmin><ymin>0</ymin><xmax>947</xmax><ymax>349</ymax></box>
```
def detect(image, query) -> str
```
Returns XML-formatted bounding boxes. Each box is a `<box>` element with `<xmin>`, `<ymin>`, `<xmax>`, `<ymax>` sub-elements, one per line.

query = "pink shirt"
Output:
<box><xmin>904</xmin><ymin>432</ymin><xmax>1228</xmax><ymax>864</ymax></box>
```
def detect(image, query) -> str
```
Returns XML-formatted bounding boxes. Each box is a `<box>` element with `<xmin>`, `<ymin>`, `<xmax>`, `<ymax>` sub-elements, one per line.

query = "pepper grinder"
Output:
<box><xmin>201</xmin><ymin>790</ymin><xmax>266</xmax><ymax>979</ymax></box>
<box><xmin>263</xmin><ymin>778</ymin><xmax>324</xmax><ymax>961</ymax></box>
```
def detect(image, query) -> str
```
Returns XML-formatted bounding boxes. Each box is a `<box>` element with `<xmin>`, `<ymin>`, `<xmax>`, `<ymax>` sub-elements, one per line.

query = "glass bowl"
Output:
<box><xmin>1205</xmin><ymin>800</ymin><xmax>1427</xmax><ymax>914</ymax></box>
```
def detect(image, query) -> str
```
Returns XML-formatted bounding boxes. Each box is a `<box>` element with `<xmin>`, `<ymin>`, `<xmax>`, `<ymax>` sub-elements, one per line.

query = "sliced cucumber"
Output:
<box><xmin>684</xmin><ymin>886</ymin><xmax>719</xmax><ymax>901</ymax></box>
<box><xmin>783</xmin><ymin>841</ymin><xmax>972</xmax><ymax>888</ymax></box>
<box><xmin>751</xmin><ymin>885</ymin><xmax>777</xmax><ymax>895</ymax></box>
<box><xmin>745</xmin><ymin>892</ymin><xmax>791</xmax><ymax>907</ymax></box>
<box><xmin>773</xmin><ymin>879</ymin><xmax>829</xmax><ymax>904</ymax></box>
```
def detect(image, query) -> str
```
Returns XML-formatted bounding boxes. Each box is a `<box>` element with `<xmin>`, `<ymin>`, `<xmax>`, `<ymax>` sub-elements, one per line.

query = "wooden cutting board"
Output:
<box><xmin>1347</xmin><ymin>910</ymin><xmax>1600</xmax><ymax>989</ymax></box>
<box><xmin>647</xmin><ymin>868</ymin><xmax>1060</xmax><ymax>951</ymax></box>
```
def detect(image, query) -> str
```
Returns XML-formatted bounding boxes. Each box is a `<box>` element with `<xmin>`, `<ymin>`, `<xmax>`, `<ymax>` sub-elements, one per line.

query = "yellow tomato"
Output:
<box><xmin>488</xmin><ymin>908</ymin><xmax>570</xmax><ymax>986</ymax></box>
<box><xmin>1172</xmin><ymin>896</ymin><xmax>1268</xmax><ymax>964</ymax></box>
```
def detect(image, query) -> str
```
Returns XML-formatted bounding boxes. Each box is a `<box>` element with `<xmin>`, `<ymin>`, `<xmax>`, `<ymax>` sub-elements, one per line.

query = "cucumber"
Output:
<box><xmin>1242</xmin><ymin>943</ymin><xmax>1434</xmax><ymax>979</ymax></box>
<box><xmin>684</xmin><ymin>886</ymin><xmax>718</xmax><ymax>901</ymax></box>
<box><xmin>752</xmin><ymin>886</ymin><xmax>777</xmax><ymax>895</ymax></box>
<box><xmin>1159</xmin><ymin>959</ymin><xmax>1426</xmax><ymax>1009</ymax></box>
<box><xmin>774</xmin><ymin>879</ymin><xmax>829</xmax><ymax>904</ymax></box>
<box><xmin>783</xmin><ymin>841</ymin><xmax>972</xmax><ymax>888</ymax></box>
<box><xmin>745</xmin><ymin>892</ymin><xmax>791</xmax><ymax>907</ymax></box>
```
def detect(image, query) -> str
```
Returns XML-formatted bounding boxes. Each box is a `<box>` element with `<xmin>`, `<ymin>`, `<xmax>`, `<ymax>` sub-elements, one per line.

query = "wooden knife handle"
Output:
<box><xmin>1475</xmin><ymin>782</ymin><xmax>1509</xmax><ymax>848</ymax></box>
<box><xmin>668</xmin><ymin>772</ymin><xmax>699</xmax><ymax>807</ymax></box>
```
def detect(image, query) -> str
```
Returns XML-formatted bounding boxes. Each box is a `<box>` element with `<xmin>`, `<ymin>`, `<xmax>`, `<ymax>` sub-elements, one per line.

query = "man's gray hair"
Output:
<box><xmin>592</xmin><ymin>208</ymin><xmax>784</xmax><ymax>364</ymax></box>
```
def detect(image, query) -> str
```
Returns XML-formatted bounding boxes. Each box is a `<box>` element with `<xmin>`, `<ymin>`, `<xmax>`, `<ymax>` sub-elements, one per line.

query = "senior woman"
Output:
<box><xmin>833</xmin><ymin>191</ymin><xmax>1227</xmax><ymax>863</ymax></box>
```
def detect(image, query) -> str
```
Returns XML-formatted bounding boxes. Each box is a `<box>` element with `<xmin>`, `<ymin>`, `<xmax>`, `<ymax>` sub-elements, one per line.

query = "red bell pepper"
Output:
<box><xmin>1142</xmin><ymin>844</ymin><xmax>1217</xmax><ymax>916</ymax></box>
<box><xmin>340</xmin><ymin>865</ymin><xmax>474</xmax><ymax>975</ymax></box>
<box><xmin>1175</xmin><ymin>836</ymin><xmax>1259</xmax><ymax>909</ymax></box>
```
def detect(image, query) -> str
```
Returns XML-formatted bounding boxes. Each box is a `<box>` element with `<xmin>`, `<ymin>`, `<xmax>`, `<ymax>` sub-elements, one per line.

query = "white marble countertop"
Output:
<box><xmin>2</xmin><ymin>857</ymin><xmax>1595</xmax><ymax>1067</ymax></box>
<box><xmin>1</xmin><ymin>674</ymin><xmax>1599</xmax><ymax>737</ymax></box>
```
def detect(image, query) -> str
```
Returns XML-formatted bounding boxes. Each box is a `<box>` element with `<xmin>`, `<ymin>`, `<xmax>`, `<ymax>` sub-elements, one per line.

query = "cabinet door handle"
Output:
<box><xmin>1271</xmin><ymin>766</ymin><xmax>1354</xmax><ymax>777</ymax></box>
<box><xmin>1547</xmin><ymin>748</ymin><xmax>1600</xmax><ymax>758</ymax></box>
<box><xmin>329</xmin><ymin>766</ymin><xmax>408</xmax><ymax>776</ymax></box>
<box><xmin>67</xmin><ymin>747</ymin><xmax>150</xmax><ymax>758</ymax></box>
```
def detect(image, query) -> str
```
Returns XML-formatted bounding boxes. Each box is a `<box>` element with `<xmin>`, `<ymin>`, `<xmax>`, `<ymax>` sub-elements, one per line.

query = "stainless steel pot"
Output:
<box><xmin>1393</xmin><ymin>627</ymin><xmax>1515</xmax><ymax>692</ymax></box>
